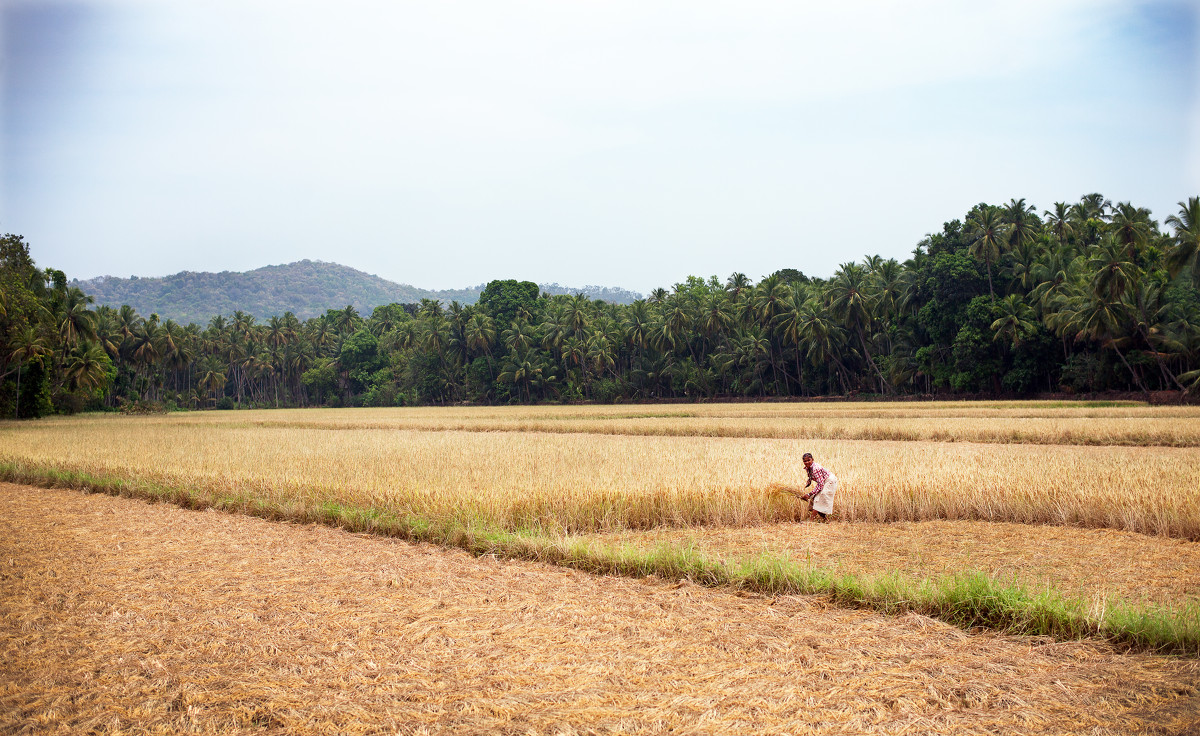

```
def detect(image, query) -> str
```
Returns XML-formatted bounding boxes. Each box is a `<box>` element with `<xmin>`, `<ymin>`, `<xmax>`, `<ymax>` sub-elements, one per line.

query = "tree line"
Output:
<box><xmin>2</xmin><ymin>193</ymin><xmax>1198</xmax><ymax>417</ymax></box>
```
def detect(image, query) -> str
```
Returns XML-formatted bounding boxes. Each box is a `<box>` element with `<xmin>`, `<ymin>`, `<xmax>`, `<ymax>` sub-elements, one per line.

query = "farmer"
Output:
<box><xmin>800</xmin><ymin>452</ymin><xmax>837</xmax><ymax>522</ymax></box>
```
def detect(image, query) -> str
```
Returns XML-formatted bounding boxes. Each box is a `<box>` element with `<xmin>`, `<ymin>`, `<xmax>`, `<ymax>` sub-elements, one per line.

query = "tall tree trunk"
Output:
<box><xmin>1110</xmin><ymin>339</ymin><xmax>1150</xmax><ymax>397</ymax></box>
<box><xmin>1136</xmin><ymin>324</ymin><xmax>1187</xmax><ymax>393</ymax></box>
<box><xmin>857</xmin><ymin>328</ymin><xmax>892</xmax><ymax>394</ymax></box>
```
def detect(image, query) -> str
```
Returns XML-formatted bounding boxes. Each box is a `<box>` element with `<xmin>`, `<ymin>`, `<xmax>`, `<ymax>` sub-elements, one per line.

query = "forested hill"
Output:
<box><xmin>71</xmin><ymin>260</ymin><xmax>642</xmax><ymax>324</ymax></box>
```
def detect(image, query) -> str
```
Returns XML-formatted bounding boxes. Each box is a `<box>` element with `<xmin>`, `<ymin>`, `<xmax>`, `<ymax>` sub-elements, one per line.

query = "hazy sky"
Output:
<box><xmin>2</xmin><ymin>0</ymin><xmax>1197</xmax><ymax>293</ymax></box>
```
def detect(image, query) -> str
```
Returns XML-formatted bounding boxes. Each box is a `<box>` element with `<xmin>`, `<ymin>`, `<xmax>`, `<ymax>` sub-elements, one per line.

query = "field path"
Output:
<box><xmin>2</xmin><ymin>484</ymin><xmax>1198</xmax><ymax>735</ymax></box>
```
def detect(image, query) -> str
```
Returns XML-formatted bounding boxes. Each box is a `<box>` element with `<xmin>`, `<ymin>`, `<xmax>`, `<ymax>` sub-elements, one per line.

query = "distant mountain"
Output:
<box><xmin>71</xmin><ymin>260</ymin><xmax>642</xmax><ymax>324</ymax></box>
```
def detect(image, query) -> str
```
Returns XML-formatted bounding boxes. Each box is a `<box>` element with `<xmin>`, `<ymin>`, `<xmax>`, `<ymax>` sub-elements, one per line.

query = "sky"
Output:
<box><xmin>2</xmin><ymin>0</ymin><xmax>1197</xmax><ymax>294</ymax></box>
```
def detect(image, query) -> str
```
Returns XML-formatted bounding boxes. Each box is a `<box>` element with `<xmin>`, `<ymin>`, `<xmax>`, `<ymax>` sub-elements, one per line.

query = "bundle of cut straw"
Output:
<box><xmin>767</xmin><ymin>482</ymin><xmax>808</xmax><ymax>498</ymax></box>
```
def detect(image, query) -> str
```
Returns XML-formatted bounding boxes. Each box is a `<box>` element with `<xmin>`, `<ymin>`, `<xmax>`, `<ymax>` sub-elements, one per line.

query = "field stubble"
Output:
<box><xmin>3</xmin><ymin>485</ymin><xmax>1197</xmax><ymax>735</ymax></box>
<box><xmin>127</xmin><ymin>401</ymin><xmax>1200</xmax><ymax>447</ymax></box>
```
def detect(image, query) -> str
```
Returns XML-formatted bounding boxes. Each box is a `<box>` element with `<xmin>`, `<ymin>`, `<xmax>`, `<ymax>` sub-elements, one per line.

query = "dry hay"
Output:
<box><xmin>2</xmin><ymin>484</ymin><xmax>1198</xmax><ymax>735</ymax></box>
<box><xmin>586</xmin><ymin>520</ymin><xmax>1200</xmax><ymax>610</ymax></box>
<box><xmin>27</xmin><ymin>402</ymin><xmax>1200</xmax><ymax>446</ymax></box>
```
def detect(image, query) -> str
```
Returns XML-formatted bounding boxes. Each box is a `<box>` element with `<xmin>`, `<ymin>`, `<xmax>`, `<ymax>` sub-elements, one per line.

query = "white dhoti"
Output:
<box><xmin>810</xmin><ymin>477</ymin><xmax>837</xmax><ymax>515</ymax></box>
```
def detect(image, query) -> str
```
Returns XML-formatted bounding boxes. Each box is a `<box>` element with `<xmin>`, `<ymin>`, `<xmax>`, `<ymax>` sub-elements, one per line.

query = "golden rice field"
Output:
<box><xmin>115</xmin><ymin>400</ymin><xmax>1200</xmax><ymax>446</ymax></box>
<box><xmin>2</xmin><ymin>402</ymin><xmax>1199</xmax><ymax>537</ymax></box>
<box><xmin>4</xmin><ymin>401</ymin><xmax>1200</xmax><ymax>733</ymax></box>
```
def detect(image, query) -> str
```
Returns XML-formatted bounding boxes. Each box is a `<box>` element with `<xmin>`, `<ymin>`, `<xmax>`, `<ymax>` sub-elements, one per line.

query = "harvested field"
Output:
<box><xmin>2</xmin><ymin>484</ymin><xmax>1198</xmax><ymax>735</ymax></box>
<box><xmin>61</xmin><ymin>402</ymin><xmax>1200</xmax><ymax>446</ymax></box>
<box><xmin>585</xmin><ymin>520</ymin><xmax>1200</xmax><ymax>609</ymax></box>
<box><xmin>3</xmin><ymin>413</ymin><xmax>1199</xmax><ymax>537</ymax></box>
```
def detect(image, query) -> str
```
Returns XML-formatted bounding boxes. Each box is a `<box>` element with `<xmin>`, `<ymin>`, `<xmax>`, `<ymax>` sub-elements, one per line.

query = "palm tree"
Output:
<box><xmin>1002</xmin><ymin>198</ymin><xmax>1041</xmax><ymax>254</ymax></box>
<box><xmin>652</xmin><ymin>301</ymin><xmax>691</xmax><ymax>355</ymax></box>
<box><xmin>333</xmin><ymin>305</ymin><xmax>361</xmax><ymax>335</ymax></box>
<box><xmin>129</xmin><ymin>316</ymin><xmax>163</xmax><ymax>400</ymax></box>
<box><xmin>586</xmin><ymin>334</ymin><xmax>616</xmax><ymax>380</ymax></box>
<box><xmin>1044</xmin><ymin>202</ymin><xmax>1075</xmax><ymax>246</ymax></box>
<box><xmin>967</xmin><ymin>205</ymin><xmax>1009</xmax><ymax>298</ymax></box>
<box><xmin>990</xmin><ymin>294</ymin><xmax>1037</xmax><ymax>349</ymax></box>
<box><xmin>1068</xmin><ymin>292</ymin><xmax>1149</xmax><ymax>395</ymax></box>
<box><xmin>496</xmin><ymin>346</ymin><xmax>550</xmax><ymax>402</ymax></box>
<box><xmin>1087</xmin><ymin>234</ymin><xmax>1140</xmax><ymax>301</ymax></box>
<box><xmin>198</xmin><ymin>360</ymin><xmax>228</xmax><ymax>407</ymax></box>
<box><xmin>1124</xmin><ymin>279</ymin><xmax>1188</xmax><ymax>392</ymax></box>
<box><xmin>1166</xmin><ymin>196</ymin><xmax>1200</xmax><ymax>284</ymax></box>
<box><xmin>539</xmin><ymin>306</ymin><xmax>572</xmax><ymax>359</ymax></box>
<box><xmin>564</xmin><ymin>294</ymin><xmax>591</xmax><ymax>337</ymax></box>
<box><xmin>1079</xmin><ymin>193</ymin><xmax>1112</xmax><ymax>221</ymax></box>
<box><xmin>826</xmin><ymin>263</ymin><xmax>891</xmax><ymax>393</ymax></box>
<box><xmin>499</xmin><ymin>318</ymin><xmax>535</xmax><ymax>353</ymax></box>
<box><xmin>773</xmin><ymin>289</ymin><xmax>813</xmax><ymax>393</ymax></box>
<box><xmin>62</xmin><ymin>342</ymin><xmax>110</xmax><ymax>394</ymax></box>
<box><xmin>465</xmin><ymin>312</ymin><xmax>496</xmax><ymax>361</ymax></box>
<box><xmin>56</xmin><ymin>287</ymin><xmax>98</xmax><ymax>353</ymax></box>
<box><xmin>793</xmin><ymin>299</ymin><xmax>854</xmax><ymax>395</ymax></box>
<box><xmin>7</xmin><ymin>326</ymin><xmax>51</xmax><ymax>417</ymax></box>
<box><xmin>725</xmin><ymin>272</ymin><xmax>751</xmax><ymax>300</ymax></box>
<box><xmin>1002</xmin><ymin>236</ymin><xmax>1041</xmax><ymax>294</ymax></box>
<box><xmin>1029</xmin><ymin>242</ymin><xmax>1081</xmax><ymax>315</ymax></box>
<box><xmin>869</xmin><ymin>259</ymin><xmax>904</xmax><ymax>321</ymax></box>
<box><xmin>1109</xmin><ymin>202</ymin><xmax>1154</xmax><ymax>263</ymax></box>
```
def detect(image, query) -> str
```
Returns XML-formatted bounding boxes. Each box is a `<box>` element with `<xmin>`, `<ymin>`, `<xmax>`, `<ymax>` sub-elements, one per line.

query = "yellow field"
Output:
<box><xmin>4</xmin><ymin>402</ymin><xmax>1200</xmax><ymax>732</ymax></box>
<box><xmin>114</xmin><ymin>401</ymin><xmax>1200</xmax><ymax>446</ymax></box>
<box><xmin>2</xmin><ymin>402</ymin><xmax>1199</xmax><ymax>537</ymax></box>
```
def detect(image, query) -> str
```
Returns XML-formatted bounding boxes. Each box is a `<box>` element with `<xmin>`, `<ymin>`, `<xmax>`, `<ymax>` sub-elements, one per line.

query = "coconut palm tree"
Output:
<box><xmin>198</xmin><ymin>359</ymin><xmax>227</xmax><ymax>407</ymax></box>
<box><xmin>1108</xmin><ymin>201</ymin><xmax>1155</xmax><ymax>264</ymax></box>
<box><xmin>7</xmin><ymin>326</ymin><xmax>51</xmax><ymax>417</ymax></box>
<box><xmin>1088</xmin><ymin>234</ymin><xmax>1140</xmax><ymax>301</ymax></box>
<box><xmin>826</xmin><ymin>263</ymin><xmax>891</xmax><ymax>393</ymax></box>
<box><xmin>1166</xmin><ymin>196</ymin><xmax>1200</xmax><ymax>284</ymax></box>
<box><xmin>793</xmin><ymin>299</ymin><xmax>854</xmax><ymax>395</ymax></box>
<box><xmin>465</xmin><ymin>312</ymin><xmax>496</xmax><ymax>362</ymax></box>
<box><xmin>967</xmin><ymin>205</ymin><xmax>1009</xmax><ymax>298</ymax></box>
<box><xmin>1068</xmin><ymin>293</ymin><xmax>1149</xmax><ymax>395</ymax></box>
<box><xmin>56</xmin><ymin>287</ymin><xmax>98</xmax><ymax>353</ymax></box>
<box><xmin>1044</xmin><ymin>202</ymin><xmax>1075</xmax><ymax>246</ymax></box>
<box><xmin>725</xmin><ymin>272</ymin><xmax>751</xmax><ymax>300</ymax></box>
<box><xmin>62</xmin><ymin>342</ymin><xmax>110</xmax><ymax>394</ymax></box>
<box><xmin>1002</xmin><ymin>198</ymin><xmax>1041</xmax><ymax>253</ymax></box>
<box><xmin>990</xmin><ymin>294</ymin><xmax>1037</xmax><ymax>349</ymax></box>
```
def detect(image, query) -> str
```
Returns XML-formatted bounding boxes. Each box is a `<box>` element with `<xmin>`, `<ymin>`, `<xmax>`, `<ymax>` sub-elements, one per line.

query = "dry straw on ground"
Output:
<box><xmin>3</xmin><ymin>411</ymin><xmax>1199</xmax><ymax>537</ymax></box>
<box><xmin>94</xmin><ymin>401</ymin><xmax>1200</xmax><ymax>446</ymax></box>
<box><xmin>2</xmin><ymin>484</ymin><xmax>1198</xmax><ymax>735</ymax></box>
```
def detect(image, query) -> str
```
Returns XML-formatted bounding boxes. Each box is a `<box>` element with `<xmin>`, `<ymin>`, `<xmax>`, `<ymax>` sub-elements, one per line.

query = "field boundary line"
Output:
<box><xmin>2</xmin><ymin>460</ymin><xmax>1197</xmax><ymax>658</ymax></box>
<box><xmin>236</xmin><ymin>419</ymin><xmax>1200</xmax><ymax>449</ymax></box>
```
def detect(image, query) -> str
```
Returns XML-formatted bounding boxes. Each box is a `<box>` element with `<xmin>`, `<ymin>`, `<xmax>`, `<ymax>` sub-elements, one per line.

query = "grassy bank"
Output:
<box><xmin>3</xmin><ymin>460</ymin><xmax>1196</xmax><ymax>657</ymax></box>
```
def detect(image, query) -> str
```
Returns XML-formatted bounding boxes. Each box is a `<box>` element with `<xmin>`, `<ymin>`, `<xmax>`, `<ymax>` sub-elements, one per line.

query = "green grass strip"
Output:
<box><xmin>2</xmin><ymin>460</ymin><xmax>1196</xmax><ymax>657</ymax></box>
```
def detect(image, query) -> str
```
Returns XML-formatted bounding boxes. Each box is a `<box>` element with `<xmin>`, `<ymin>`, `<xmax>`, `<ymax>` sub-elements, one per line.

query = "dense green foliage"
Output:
<box><xmin>0</xmin><ymin>235</ymin><xmax>114</xmax><ymax>418</ymax></box>
<box><xmin>4</xmin><ymin>194</ymin><xmax>1200</xmax><ymax>414</ymax></box>
<box><xmin>70</xmin><ymin>260</ymin><xmax>642</xmax><ymax>324</ymax></box>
